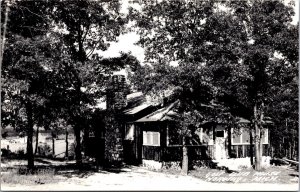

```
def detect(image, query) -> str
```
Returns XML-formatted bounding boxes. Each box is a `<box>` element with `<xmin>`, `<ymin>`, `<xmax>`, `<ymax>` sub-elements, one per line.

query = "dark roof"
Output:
<box><xmin>123</xmin><ymin>103</ymin><xmax>152</xmax><ymax>115</ymax></box>
<box><xmin>135</xmin><ymin>101</ymin><xmax>179</xmax><ymax>122</ymax></box>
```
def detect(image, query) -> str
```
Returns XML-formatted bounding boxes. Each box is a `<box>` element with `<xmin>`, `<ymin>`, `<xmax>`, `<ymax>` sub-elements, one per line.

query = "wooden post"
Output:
<box><xmin>52</xmin><ymin>131</ymin><xmax>55</xmax><ymax>157</ymax></box>
<box><xmin>34</xmin><ymin>126</ymin><xmax>39</xmax><ymax>155</ymax></box>
<box><xmin>65</xmin><ymin>129</ymin><xmax>69</xmax><ymax>159</ymax></box>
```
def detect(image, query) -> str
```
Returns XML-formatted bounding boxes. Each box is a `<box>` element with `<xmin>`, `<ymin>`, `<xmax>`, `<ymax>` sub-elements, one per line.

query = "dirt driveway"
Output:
<box><xmin>1</xmin><ymin>166</ymin><xmax>298</xmax><ymax>191</ymax></box>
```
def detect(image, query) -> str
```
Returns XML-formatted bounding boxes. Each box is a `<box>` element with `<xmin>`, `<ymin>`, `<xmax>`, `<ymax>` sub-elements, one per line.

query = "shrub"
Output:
<box><xmin>37</xmin><ymin>143</ymin><xmax>52</xmax><ymax>158</ymax></box>
<box><xmin>16</xmin><ymin>149</ymin><xmax>25</xmax><ymax>158</ymax></box>
<box><xmin>2</xmin><ymin>131</ymin><xmax>8</xmax><ymax>138</ymax></box>
<box><xmin>1</xmin><ymin>148</ymin><xmax>11</xmax><ymax>157</ymax></box>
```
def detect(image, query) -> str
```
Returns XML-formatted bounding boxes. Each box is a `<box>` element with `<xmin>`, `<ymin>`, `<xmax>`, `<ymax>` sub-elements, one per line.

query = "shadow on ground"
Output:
<box><xmin>1</xmin><ymin>156</ymin><xmax>133</xmax><ymax>179</ymax></box>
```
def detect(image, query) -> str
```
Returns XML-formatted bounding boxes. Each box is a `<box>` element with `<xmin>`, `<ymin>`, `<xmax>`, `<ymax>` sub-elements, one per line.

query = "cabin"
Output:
<box><xmin>121</xmin><ymin>100</ymin><xmax>271</xmax><ymax>168</ymax></box>
<box><xmin>84</xmin><ymin>75</ymin><xmax>271</xmax><ymax>168</ymax></box>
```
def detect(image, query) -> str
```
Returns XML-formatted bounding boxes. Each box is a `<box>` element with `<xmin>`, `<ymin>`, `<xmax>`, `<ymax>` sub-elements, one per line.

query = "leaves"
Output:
<box><xmin>129</xmin><ymin>0</ymin><xmax>298</xmax><ymax>144</ymax></box>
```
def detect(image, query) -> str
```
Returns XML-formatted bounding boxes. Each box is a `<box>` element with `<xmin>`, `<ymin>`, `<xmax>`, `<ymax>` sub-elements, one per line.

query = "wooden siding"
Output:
<box><xmin>142</xmin><ymin>145</ymin><xmax>214</xmax><ymax>162</ymax></box>
<box><xmin>142</xmin><ymin>146</ymin><xmax>161</xmax><ymax>161</ymax></box>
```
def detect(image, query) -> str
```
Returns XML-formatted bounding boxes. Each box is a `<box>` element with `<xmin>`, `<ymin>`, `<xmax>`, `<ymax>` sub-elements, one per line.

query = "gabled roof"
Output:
<box><xmin>91</xmin><ymin>92</ymin><xmax>144</xmax><ymax>110</ymax></box>
<box><xmin>237</xmin><ymin>117</ymin><xmax>273</xmax><ymax>124</ymax></box>
<box><xmin>123</xmin><ymin>103</ymin><xmax>152</xmax><ymax>115</ymax></box>
<box><xmin>135</xmin><ymin>101</ymin><xmax>179</xmax><ymax>122</ymax></box>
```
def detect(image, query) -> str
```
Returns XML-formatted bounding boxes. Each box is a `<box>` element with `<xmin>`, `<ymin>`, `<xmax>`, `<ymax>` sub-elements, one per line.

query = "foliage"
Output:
<box><xmin>129</xmin><ymin>0</ymin><xmax>298</xmax><ymax>170</ymax></box>
<box><xmin>2</xmin><ymin>0</ymin><xmax>139</xmax><ymax>168</ymax></box>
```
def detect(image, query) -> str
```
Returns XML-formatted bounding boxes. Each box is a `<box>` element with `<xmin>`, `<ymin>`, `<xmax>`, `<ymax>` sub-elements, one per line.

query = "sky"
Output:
<box><xmin>97</xmin><ymin>0</ymin><xmax>299</xmax><ymax>67</ymax></box>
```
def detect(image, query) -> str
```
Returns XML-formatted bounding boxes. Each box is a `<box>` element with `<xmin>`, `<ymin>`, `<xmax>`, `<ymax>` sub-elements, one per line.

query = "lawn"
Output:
<box><xmin>1</xmin><ymin>158</ymin><xmax>298</xmax><ymax>191</ymax></box>
<box><xmin>1</xmin><ymin>135</ymin><xmax>298</xmax><ymax>190</ymax></box>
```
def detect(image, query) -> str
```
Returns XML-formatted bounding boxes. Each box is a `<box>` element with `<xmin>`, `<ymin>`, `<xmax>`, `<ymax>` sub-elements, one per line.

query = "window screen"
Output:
<box><xmin>241</xmin><ymin>128</ymin><xmax>250</xmax><ymax>143</ymax></box>
<box><xmin>232</xmin><ymin>129</ymin><xmax>241</xmax><ymax>144</ymax></box>
<box><xmin>261</xmin><ymin>129</ymin><xmax>268</xmax><ymax>144</ymax></box>
<box><xmin>125</xmin><ymin>124</ymin><xmax>134</xmax><ymax>140</ymax></box>
<box><xmin>143</xmin><ymin>131</ymin><xmax>160</xmax><ymax>146</ymax></box>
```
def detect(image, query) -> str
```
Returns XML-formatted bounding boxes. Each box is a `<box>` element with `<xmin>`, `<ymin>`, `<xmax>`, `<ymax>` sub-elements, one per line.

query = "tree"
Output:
<box><xmin>2</xmin><ymin>0</ymin><xmax>139</xmax><ymax>169</ymax></box>
<box><xmin>128</xmin><ymin>0</ymin><xmax>226</xmax><ymax>174</ymax></box>
<box><xmin>211</xmin><ymin>0</ymin><xmax>298</xmax><ymax>170</ymax></box>
<box><xmin>1</xmin><ymin>0</ymin><xmax>55</xmax><ymax>169</ymax></box>
<box><xmin>130</xmin><ymin>0</ymin><xmax>298</xmax><ymax>172</ymax></box>
<box><xmin>47</xmin><ymin>0</ymin><xmax>131</xmax><ymax>167</ymax></box>
<box><xmin>2</xmin><ymin>35</ymin><xmax>64</xmax><ymax>169</ymax></box>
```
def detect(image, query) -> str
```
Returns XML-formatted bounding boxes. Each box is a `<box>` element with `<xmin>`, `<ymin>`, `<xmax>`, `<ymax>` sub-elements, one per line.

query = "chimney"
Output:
<box><xmin>106</xmin><ymin>75</ymin><xmax>127</xmax><ymax>110</ymax></box>
<box><xmin>104</xmin><ymin>75</ymin><xmax>126</xmax><ymax>166</ymax></box>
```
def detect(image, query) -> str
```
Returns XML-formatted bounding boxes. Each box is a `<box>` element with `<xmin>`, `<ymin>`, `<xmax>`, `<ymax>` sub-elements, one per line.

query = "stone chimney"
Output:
<box><xmin>104</xmin><ymin>75</ymin><xmax>127</xmax><ymax>166</ymax></box>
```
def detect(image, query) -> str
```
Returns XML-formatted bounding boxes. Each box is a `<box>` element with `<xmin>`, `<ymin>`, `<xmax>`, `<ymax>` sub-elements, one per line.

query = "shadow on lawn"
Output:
<box><xmin>2</xmin><ymin>156</ymin><xmax>132</xmax><ymax>180</ymax></box>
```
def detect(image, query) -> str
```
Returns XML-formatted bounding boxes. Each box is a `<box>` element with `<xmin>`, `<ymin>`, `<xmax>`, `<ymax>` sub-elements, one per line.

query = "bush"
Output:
<box><xmin>2</xmin><ymin>131</ymin><xmax>8</xmax><ymax>138</ymax></box>
<box><xmin>16</xmin><ymin>149</ymin><xmax>25</xmax><ymax>158</ymax></box>
<box><xmin>37</xmin><ymin>143</ymin><xmax>52</xmax><ymax>158</ymax></box>
<box><xmin>1</xmin><ymin>148</ymin><xmax>11</xmax><ymax>156</ymax></box>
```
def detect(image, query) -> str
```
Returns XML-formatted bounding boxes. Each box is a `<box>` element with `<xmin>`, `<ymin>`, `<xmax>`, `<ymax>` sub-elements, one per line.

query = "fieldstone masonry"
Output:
<box><xmin>104</xmin><ymin>75</ymin><xmax>127</xmax><ymax>166</ymax></box>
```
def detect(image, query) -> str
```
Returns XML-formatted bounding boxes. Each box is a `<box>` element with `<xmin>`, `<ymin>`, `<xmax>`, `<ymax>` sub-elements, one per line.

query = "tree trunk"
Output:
<box><xmin>250</xmin><ymin>124</ymin><xmax>254</xmax><ymax>167</ymax></box>
<box><xmin>181</xmin><ymin>137</ymin><xmax>188</xmax><ymax>175</ymax></box>
<box><xmin>25</xmin><ymin>101</ymin><xmax>34</xmax><ymax>170</ymax></box>
<box><xmin>293</xmin><ymin>135</ymin><xmax>296</xmax><ymax>160</ymax></box>
<box><xmin>52</xmin><ymin>131</ymin><xmax>55</xmax><ymax>158</ymax></box>
<box><xmin>65</xmin><ymin>129</ymin><xmax>69</xmax><ymax>159</ymax></box>
<box><xmin>34</xmin><ymin>126</ymin><xmax>39</xmax><ymax>155</ymax></box>
<box><xmin>74</xmin><ymin>125</ymin><xmax>82</xmax><ymax>168</ymax></box>
<box><xmin>254</xmin><ymin>103</ymin><xmax>264</xmax><ymax>171</ymax></box>
<box><xmin>227</xmin><ymin>126</ymin><xmax>232</xmax><ymax>158</ymax></box>
<box><xmin>254</xmin><ymin>103</ymin><xmax>261</xmax><ymax>171</ymax></box>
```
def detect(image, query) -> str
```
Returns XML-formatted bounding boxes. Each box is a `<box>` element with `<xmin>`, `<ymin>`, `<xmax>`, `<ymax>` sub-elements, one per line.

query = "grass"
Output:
<box><xmin>1</xmin><ymin>166</ymin><xmax>62</xmax><ymax>185</ymax></box>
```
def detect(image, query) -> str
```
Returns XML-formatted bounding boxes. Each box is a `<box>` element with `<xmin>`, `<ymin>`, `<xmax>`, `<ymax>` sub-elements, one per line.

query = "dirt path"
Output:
<box><xmin>1</xmin><ymin>166</ymin><xmax>298</xmax><ymax>191</ymax></box>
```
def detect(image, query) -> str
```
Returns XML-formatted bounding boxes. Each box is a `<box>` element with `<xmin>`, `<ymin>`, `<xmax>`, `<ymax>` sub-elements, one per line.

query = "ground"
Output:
<box><xmin>1</xmin><ymin>136</ymin><xmax>299</xmax><ymax>191</ymax></box>
<box><xmin>1</xmin><ymin>158</ymin><xmax>298</xmax><ymax>191</ymax></box>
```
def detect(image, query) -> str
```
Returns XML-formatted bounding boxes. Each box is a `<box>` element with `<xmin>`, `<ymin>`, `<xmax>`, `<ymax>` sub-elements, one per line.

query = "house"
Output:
<box><xmin>84</xmin><ymin>75</ymin><xmax>271</xmax><ymax>168</ymax></box>
<box><xmin>121</xmin><ymin>100</ymin><xmax>271</xmax><ymax>168</ymax></box>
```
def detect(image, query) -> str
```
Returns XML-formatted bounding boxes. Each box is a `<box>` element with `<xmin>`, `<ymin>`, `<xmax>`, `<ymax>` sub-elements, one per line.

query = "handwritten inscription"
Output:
<box><xmin>205</xmin><ymin>171</ymin><xmax>281</xmax><ymax>183</ymax></box>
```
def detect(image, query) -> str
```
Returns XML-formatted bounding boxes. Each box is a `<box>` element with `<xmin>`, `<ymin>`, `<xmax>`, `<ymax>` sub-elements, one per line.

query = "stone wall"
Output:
<box><xmin>104</xmin><ymin>75</ymin><xmax>127</xmax><ymax>166</ymax></box>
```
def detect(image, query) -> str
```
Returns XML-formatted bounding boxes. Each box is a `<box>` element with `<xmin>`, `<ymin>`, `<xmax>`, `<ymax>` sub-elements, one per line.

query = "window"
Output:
<box><xmin>261</xmin><ymin>129</ymin><xmax>268</xmax><ymax>144</ymax></box>
<box><xmin>216</xmin><ymin>130</ymin><xmax>224</xmax><ymax>137</ymax></box>
<box><xmin>232</xmin><ymin>128</ymin><xmax>269</xmax><ymax>145</ymax></box>
<box><xmin>241</xmin><ymin>129</ymin><xmax>250</xmax><ymax>143</ymax></box>
<box><xmin>232</xmin><ymin>129</ymin><xmax>242</xmax><ymax>144</ymax></box>
<box><xmin>201</xmin><ymin>128</ymin><xmax>213</xmax><ymax>144</ymax></box>
<box><xmin>125</xmin><ymin>124</ymin><xmax>134</xmax><ymax>140</ymax></box>
<box><xmin>143</xmin><ymin>131</ymin><xmax>160</xmax><ymax>146</ymax></box>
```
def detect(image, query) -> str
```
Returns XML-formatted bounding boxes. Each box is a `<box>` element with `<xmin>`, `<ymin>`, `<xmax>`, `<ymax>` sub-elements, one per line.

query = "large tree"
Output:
<box><xmin>48</xmin><ymin>0</ymin><xmax>131</xmax><ymax>167</ymax></box>
<box><xmin>2</xmin><ymin>0</ymin><xmax>140</xmax><ymax>169</ymax></box>
<box><xmin>211</xmin><ymin>0</ymin><xmax>298</xmax><ymax>170</ymax></box>
<box><xmin>1</xmin><ymin>1</ymin><xmax>63</xmax><ymax>169</ymax></box>
<box><xmin>129</xmin><ymin>0</ymin><xmax>298</xmax><ymax>172</ymax></box>
<box><xmin>129</xmin><ymin>1</ymin><xmax>221</xmax><ymax>174</ymax></box>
